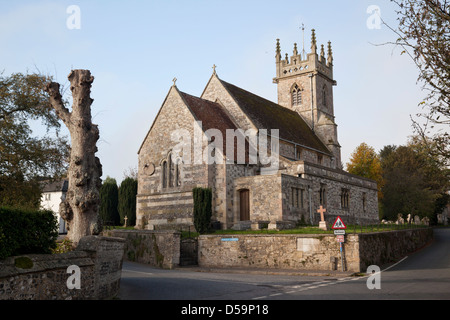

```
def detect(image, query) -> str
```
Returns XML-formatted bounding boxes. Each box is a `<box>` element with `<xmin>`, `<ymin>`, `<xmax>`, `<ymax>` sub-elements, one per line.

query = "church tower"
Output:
<box><xmin>273</xmin><ymin>29</ymin><xmax>342</xmax><ymax>169</ymax></box>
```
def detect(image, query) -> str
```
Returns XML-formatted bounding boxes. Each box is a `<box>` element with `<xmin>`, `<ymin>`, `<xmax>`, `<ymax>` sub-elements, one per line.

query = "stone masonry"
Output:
<box><xmin>136</xmin><ymin>28</ymin><xmax>379</xmax><ymax>232</ymax></box>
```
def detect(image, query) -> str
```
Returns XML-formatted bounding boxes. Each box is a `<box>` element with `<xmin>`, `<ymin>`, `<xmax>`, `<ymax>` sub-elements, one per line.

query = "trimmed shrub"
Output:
<box><xmin>0</xmin><ymin>207</ymin><xmax>58</xmax><ymax>259</ymax></box>
<box><xmin>99</xmin><ymin>177</ymin><xmax>120</xmax><ymax>226</ymax></box>
<box><xmin>193</xmin><ymin>187</ymin><xmax>212</xmax><ymax>234</ymax></box>
<box><xmin>118</xmin><ymin>177</ymin><xmax>138</xmax><ymax>226</ymax></box>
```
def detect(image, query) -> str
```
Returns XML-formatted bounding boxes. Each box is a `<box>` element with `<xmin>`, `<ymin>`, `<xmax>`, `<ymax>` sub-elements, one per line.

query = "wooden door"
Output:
<box><xmin>239</xmin><ymin>189</ymin><xmax>250</xmax><ymax>221</ymax></box>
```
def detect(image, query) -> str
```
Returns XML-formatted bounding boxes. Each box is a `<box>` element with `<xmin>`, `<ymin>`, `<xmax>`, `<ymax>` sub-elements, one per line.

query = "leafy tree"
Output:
<box><xmin>99</xmin><ymin>177</ymin><xmax>120</xmax><ymax>226</ymax></box>
<box><xmin>346</xmin><ymin>142</ymin><xmax>383</xmax><ymax>200</ymax></box>
<box><xmin>0</xmin><ymin>72</ymin><xmax>69</xmax><ymax>209</ymax></box>
<box><xmin>381</xmin><ymin>146</ymin><xmax>435</xmax><ymax>221</ymax></box>
<box><xmin>118</xmin><ymin>177</ymin><xmax>137</xmax><ymax>226</ymax></box>
<box><xmin>380</xmin><ymin>138</ymin><xmax>449</xmax><ymax>222</ymax></box>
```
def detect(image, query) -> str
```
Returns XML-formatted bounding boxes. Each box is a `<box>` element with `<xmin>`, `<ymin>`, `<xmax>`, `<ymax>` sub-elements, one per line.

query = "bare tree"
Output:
<box><xmin>45</xmin><ymin>70</ymin><xmax>102</xmax><ymax>245</ymax></box>
<box><xmin>385</xmin><ymin>0</ymin><xmax>450</xmax><ymax>165</ymax></box>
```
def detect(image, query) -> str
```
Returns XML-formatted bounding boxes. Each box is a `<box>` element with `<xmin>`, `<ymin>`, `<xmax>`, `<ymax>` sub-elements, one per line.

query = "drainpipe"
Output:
<box><xmin>308</xmin><ymin>185</ymin><xmax>313</xmax><ymax>224</ymax></box>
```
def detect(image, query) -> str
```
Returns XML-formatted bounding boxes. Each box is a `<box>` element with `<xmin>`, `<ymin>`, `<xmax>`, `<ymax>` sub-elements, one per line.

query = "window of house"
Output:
<box><xmin>44</xmin><ymin>193</ymin><xmax>51</xmax><ymax>201</ymax></box>
<box><xmin>292</xmin><ymin>84</ymin><xmax>302</xmax><ymax>106</ymax></box>
<box><xmin>341</xmin><ymin>189</ymin><xmax>350</xmax><ymax>210</ymax></box>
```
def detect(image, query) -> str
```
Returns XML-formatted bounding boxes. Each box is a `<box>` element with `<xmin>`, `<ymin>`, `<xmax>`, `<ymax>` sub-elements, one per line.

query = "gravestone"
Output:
<box><xmin>414</xmin><ymin>215</ymin><xmax>421</xmax><ymax>225</ymax></box>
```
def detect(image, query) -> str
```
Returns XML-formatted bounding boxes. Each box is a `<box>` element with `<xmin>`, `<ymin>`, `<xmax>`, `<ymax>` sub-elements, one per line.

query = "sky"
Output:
<box><xmin>0</xmin><ymin>0</ymin><xmax>428</xmax><ymax>182</ymax></box>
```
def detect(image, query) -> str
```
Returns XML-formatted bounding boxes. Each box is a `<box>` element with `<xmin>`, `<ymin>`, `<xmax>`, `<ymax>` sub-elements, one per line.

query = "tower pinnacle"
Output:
<box><xmin>311</xmin><ymin>29</ymin><xmax>317</xmax><ymax>54</ymax></box>
<box><xmin>327</xmin><ymin>41</ymin><xmax>333</xmax><ymax>66</ymax></box>
<box><xmin>275</xmin><ymin>39</ymin><xmax>281</xmax><ymax>61</ymax></box>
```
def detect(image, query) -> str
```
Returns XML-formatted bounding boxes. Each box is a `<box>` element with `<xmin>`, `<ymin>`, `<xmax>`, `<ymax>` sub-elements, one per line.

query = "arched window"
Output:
<box><xmin>175</xmin><ymin>159</ymin><xmax>181</xmax><ymax>187</ymax></box>
<box><xmin>319</xmin><ymin>184</ymin><xmax>327</xmax><ymax>206</ymax></box>
<box><xmin>168</xmin><ymin>153</ymin><xmax>174</xmax><ymax>188</ymax></box>
<box><xmin>341</xmin><ymin>189</ymin><xmax>350</xmax><ymax>210</ymax></box>
<box><xmin>162</xmin><ymin>160</ymin><xmax>168</xmax><ymax>188</ymax></box>
<box><xmin>322</xmin><ymin>85</ymin><xmax>327</xmax><ymax>108</ymax></box>
<box><xmin>291</xmin><ymin>84</ymin><xmax>302</xmax><ymax>106</ymax></box>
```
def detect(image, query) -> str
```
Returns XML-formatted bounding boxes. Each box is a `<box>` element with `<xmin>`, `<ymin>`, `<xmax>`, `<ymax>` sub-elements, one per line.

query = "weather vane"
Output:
<box><xmin>301</xmin><ymin>23</ymin><xmax>306</xmax><ymax>60</ymax></box>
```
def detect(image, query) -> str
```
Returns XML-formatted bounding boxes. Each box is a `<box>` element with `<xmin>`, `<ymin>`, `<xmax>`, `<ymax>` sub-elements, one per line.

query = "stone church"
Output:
<box><xmin>136</xmin><ymin>30</ymin><xmax>379</xmax><ymax>231</ymax></box>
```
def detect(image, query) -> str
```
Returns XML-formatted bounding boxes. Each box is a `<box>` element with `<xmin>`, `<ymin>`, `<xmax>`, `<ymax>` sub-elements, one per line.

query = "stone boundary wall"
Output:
<box><xmin>198</xmin><ymin>228</ymin><xmax>433</xmax><ymax>273</ymax></box>
<box><xmin>0</xmin><ymin>236</ymin><xmax>125</xmax><ymax>300</ymax></box>
<box><xmin>103</xmin><ymin>229</ymin><xmax>181</xmax><ymax>269</ymax></box>
<box><xmin>357</xmin><ymin>228</ymin><xmax>434</xmax><ymax>271</ymax></box>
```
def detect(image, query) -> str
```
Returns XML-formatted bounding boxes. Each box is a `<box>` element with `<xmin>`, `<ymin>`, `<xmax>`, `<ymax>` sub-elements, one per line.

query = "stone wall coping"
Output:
<box><xmin>199</xmin><ymin>233</ymin><xmax>336</xmax><ymax>239</ymax></box>
<box><xmin>108</xmin><ymin>229</ymin><xmax>181</xmax><ymax>235</ymax></box>
<box><xmin>75</xmin><ymin>235</ymin><xmax>125</xmax><ymax>253</ymax></box>
<box><xmin>199</xmin><ymin>228</ymin><xmax>432</xmax><ymax>239</ymax></box>
<box><xmin>0</xmin><ymin>250</ymin><xmax>93</xmax><ymax>278</ymax></box>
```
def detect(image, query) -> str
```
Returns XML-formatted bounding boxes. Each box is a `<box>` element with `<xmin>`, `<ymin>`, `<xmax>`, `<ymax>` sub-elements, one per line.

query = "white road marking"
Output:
<box><xmin>123</xmin><ymin>269</ymin><xmax>153</xmax><ymax>276</ymax></box>
<box><xmin>252</xmin><ymin>256</ymin><xmax>410</xmax><ymax>299</ymax></box>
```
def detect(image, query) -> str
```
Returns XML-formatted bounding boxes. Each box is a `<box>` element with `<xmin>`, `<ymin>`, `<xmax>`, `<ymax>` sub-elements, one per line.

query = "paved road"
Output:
<box><xmin>118</xmin><ymin>228</ymin><xmax>450</xmax><ymax>301</ymax></box>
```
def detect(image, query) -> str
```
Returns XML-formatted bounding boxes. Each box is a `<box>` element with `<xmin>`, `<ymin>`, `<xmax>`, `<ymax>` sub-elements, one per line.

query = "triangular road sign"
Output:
<box><xmin>332</xmin><ymin>216</ymin><xmax>347</xmax><ymax>229</ymax></box>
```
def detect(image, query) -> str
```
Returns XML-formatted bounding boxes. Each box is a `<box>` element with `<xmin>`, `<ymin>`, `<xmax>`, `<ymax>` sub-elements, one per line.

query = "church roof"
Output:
<box><xmin>218</xmin><ymin>79</ymin><xmax>331</xmax><ymax>155</ymax></box>
<box><xmin>180</xmin><ymin>91</ymin><xmax>251</xmax><ymax>163</ymax></box>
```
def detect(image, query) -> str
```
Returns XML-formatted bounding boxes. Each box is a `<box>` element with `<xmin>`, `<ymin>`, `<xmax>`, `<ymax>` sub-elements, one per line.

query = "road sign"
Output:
<box><xmin>332</xmin><ymin>216</ymin><xmax>347</xmax><ymax>229</ymax></box>
<box><xmin>336</xmin><ymin>235</ymin><xmax>345</xmax><ymax>243</ymax></box>
<box><xmin>334</xmin><ymin>229</ymin><xmax>346</xmax><ymax>235</ymax></box>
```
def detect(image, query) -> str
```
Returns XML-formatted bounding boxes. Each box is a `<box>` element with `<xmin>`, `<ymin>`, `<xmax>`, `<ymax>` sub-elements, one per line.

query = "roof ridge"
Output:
<box><xmin>218</xmin><ymin>78</ymin><xmax>331</xmax><ymax>155</ymax></box>
<box><xmin>219</xmin><ymin>79</ymin><xmax>300</xmax><ymax>116</ymax></box>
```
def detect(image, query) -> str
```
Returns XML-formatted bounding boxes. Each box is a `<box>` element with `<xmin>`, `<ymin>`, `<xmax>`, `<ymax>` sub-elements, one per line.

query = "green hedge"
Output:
<box><xmin>0</xmin><ymin>207</ymin><xmax>58</xmax><ymax>260</ymax></box>
<box><xmin>193</xmin><ymin>187</ymin><xmax>212</xmax><ymax>234</ymax></box>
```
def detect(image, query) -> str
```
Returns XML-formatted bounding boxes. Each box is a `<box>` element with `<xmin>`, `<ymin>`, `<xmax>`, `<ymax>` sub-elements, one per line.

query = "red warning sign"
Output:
<box><xmin>332</xmin><ymin>216</ymin><xmax>347</xmax><ymax>229</ymax></box>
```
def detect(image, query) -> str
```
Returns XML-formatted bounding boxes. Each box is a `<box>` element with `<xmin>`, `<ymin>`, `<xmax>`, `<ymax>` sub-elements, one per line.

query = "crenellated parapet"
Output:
<box><xmin>274</xmin><ymin>29</ymin><xmax>334</xmax><ymax>85</ymax></box>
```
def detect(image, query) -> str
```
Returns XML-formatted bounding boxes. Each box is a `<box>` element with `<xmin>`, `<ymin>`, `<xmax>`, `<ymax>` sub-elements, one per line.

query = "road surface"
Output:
<box><xmin>119</xmin><ymin>228</ymin><xmax>450</xmax><ymax>301</ymax></box>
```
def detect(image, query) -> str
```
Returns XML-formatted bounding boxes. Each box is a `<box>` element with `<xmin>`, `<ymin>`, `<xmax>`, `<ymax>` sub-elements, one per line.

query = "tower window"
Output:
<box><xmin>291</xmin><ymin>84</ymin><xmax>302</xmax><ymax>106</ymax></box>
<box><xmin>322</xmin><ymin>86</ymin><xmax>327</xmax><ymax>108</ymax></box>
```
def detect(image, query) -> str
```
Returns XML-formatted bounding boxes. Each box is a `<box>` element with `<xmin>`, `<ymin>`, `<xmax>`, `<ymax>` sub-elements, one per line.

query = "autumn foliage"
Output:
<box><xmin>346</xmin><ymin>143</ymin><xmax>383</xmax><ymax>200</ymax></box>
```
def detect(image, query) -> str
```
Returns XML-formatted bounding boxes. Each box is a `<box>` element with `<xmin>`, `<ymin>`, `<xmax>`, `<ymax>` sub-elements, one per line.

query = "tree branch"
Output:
<box><xmin>45</xmin><ymin>81</ymin><xmax>71</xmax><ymax>125</ymax></box>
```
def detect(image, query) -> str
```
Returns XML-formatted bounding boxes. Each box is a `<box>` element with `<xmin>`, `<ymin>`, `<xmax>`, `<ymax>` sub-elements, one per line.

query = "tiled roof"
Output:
<box><xmin>219</xmin><ymin>79</ymin><xmax>331</xmax><ymax>155</ymax></box>
<box><xmin>180</xmin><ymin>91</ymin><xmax>251</xmax><ymax>163</ymax></box>
<box><xmin>41</xmin><ymin>180</ymin><xmax>68</xmax><ymax>193</ymax></box>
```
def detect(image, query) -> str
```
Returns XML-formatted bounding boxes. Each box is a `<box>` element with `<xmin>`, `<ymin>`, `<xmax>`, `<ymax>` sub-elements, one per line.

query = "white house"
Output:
<box><xmin>40</xmin><ymin>180</ymin><xmax>68</xmax><ymax>234</ymax></box>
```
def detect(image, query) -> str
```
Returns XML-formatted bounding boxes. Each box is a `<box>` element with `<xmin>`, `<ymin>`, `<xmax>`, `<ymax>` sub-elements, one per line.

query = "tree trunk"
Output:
<box><xmin>45</xmin><ymin>70</ymin><xmax>102</xmax><ymax>245</ymax></box>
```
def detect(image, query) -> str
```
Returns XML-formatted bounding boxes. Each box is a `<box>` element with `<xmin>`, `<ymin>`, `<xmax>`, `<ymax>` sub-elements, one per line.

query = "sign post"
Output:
<box><xmin>332</xmin><ymin>216</ymin><xmax>347</xmax><ymax>272</ymax></box>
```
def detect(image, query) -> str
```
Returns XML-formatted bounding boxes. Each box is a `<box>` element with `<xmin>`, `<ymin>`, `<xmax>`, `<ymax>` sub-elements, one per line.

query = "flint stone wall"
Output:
<box><xmin>198</xmin><ymin>228</ymin><xmax>433</xmax><ymax>273</ymax></box>
<box><xmin>103</xmin><ymin>229</ymin><xmax>181</xmax><ymax>269</ymax></box>
<box><xmin>0</xmin><ymin>236</ymin><xmax>125</xmax><ymax>300</ymax></box>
